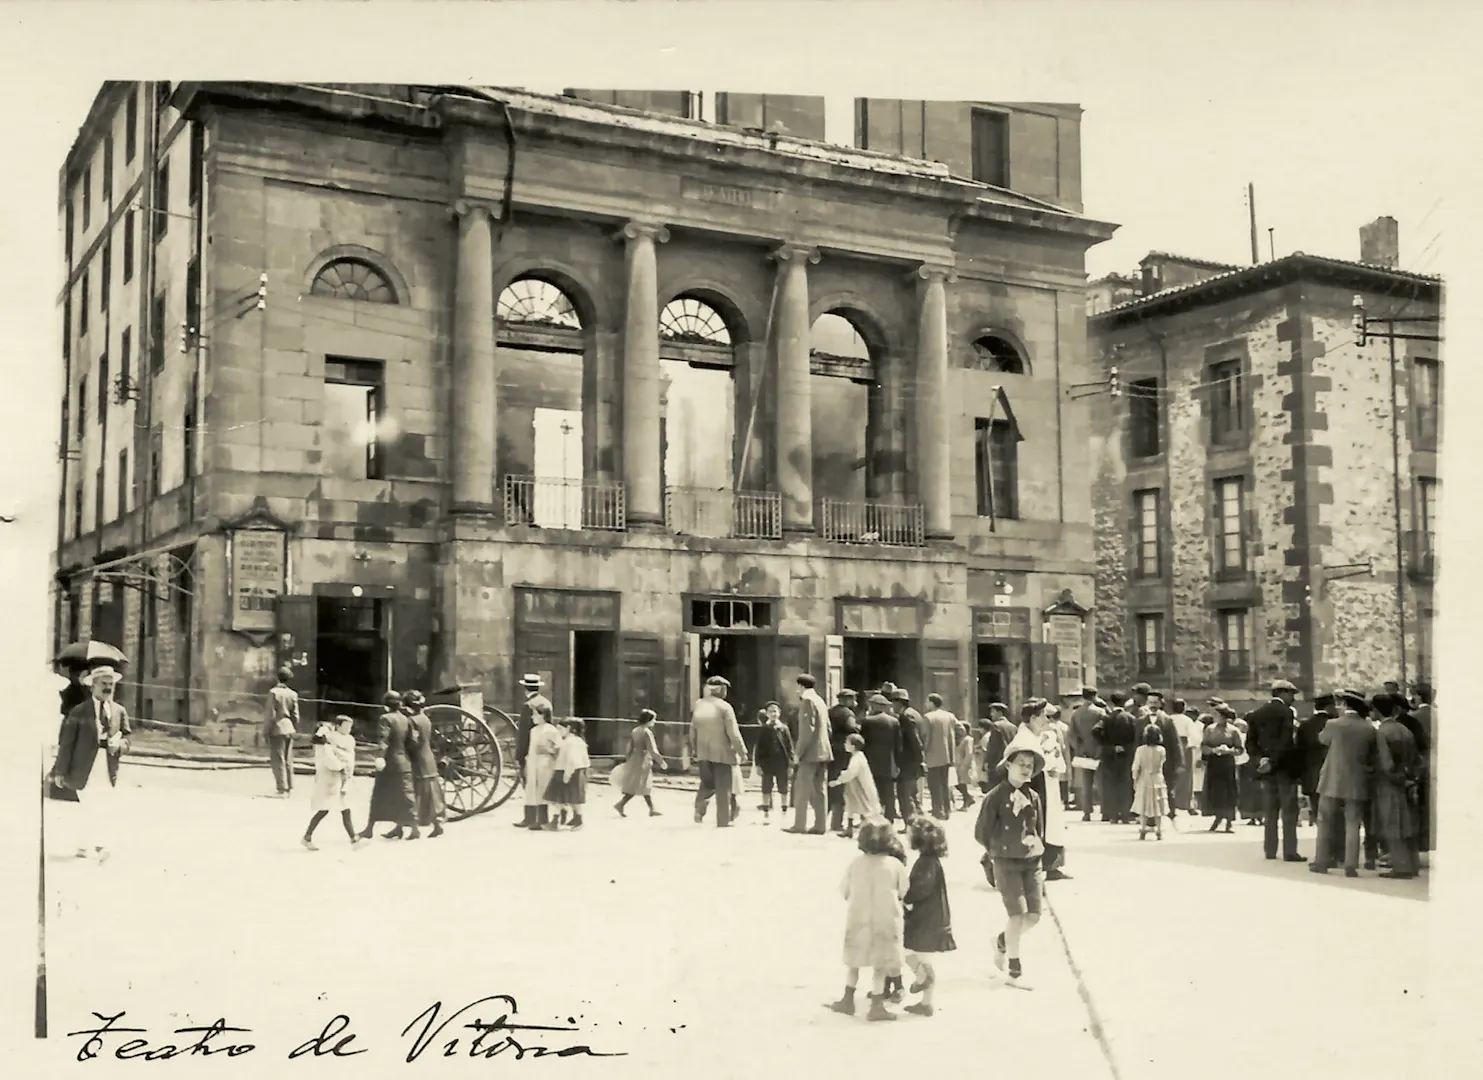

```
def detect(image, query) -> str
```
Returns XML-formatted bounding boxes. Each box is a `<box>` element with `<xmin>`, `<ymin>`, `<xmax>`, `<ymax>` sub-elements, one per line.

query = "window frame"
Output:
<box><xmin>117</xmin><ymin>449</ymin><xmax>129</xmax><ymax>517</ymax></box>
<box><xmin>969</xmin><ymin>107</ymin><xmax>1010</xmax><ymax>188</ymax></box>
<box><xmin>123</xmin><ymin>209</ymin><xmax>135</xmax><ymax>283</ymax></box>
<box><xmin>1135</xmin><ymin>612</ymin><xmax>1165</xmax><ymax>675</ymax></box>
<box><xmin>1412</xmin><ymin>358</ymin><xmax>1440</xmax><ymax>447</ymax></box>
<box><xmin>1208</xmin><ymin>359</ymin><xmax>1246</xmax><ymax>444</ymax></box>
<box><xmin>151</xmin><ymin>290</ymin><xmax>167</xmax><ymax>372</ymax></box>
<box><xmin>120</xmin><ymin>326</ymin><xmax>132</xmax><ymax>396</ymax></box>
<box><xmin>125</xmin><ymin>88</ymin><xmax>139</xmax><ymax>163</ymax></box>
<box><xmin>154</xmin><ymin>160</ymin><xmax>170</xmax><ymax>241</ymax></box>
<box><xmin>100</xmin><ymin>242</ymin><xmax>111</xmax><ymax>311</ymax></box>
<box><xmin>1133</xmin><ymin>487</ymin><xmax>1162</xmax><ymax>579</ymax></box>
<box><xmin>324</xmin><ymin>357</ymin><xmax>387</xmax><ymax>481</ymax></box>
<box><xmin>103</xmin><ymin>134</ymin><xmax>114</xmax><ymax>200</ymax></box>
<box><xmin>82</xmin><ymin>166</ymin><xmax>92</xmax><ymax>231</ymax></box>
<box><xmin>97</xmin><ymin>352</ymin><xmax>109</xmax><ymax>422</ymax></box>
<box><xmin>1128</xmin><ymin>377</ymin><xmax>1161</xmax><ymax>458</ymax></box>
<box><xmin>1217</xmin><ymin>608</ymin><xmax>1252</xmax><ymax>675</ymax></box>
<box><xmin>79</xmin><ymin>271</ymin><xmax>89</xmax><ymax>337</ymax></box>
<box><xmin>974</xmin><ymin>415</ymin><xmax>1020</xmax><ymax>519</ymax></box>
<box><xmin>1213</xmin><ymin>475</ymin><xmax>1247</xmax><ymax>577</ymax></box>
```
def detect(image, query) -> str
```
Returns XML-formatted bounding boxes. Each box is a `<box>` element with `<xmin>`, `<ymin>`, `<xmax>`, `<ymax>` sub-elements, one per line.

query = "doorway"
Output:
<box><xmin>842</xmin><ymin>637</ymin><xmax>921</xmax><ymax>702</ymax></box>
<box><xmin>572</xmin><ymin>629</ymin><xmax>617</xmax><ymax>718</ymax></box>
<box><xmin>698</xmin><ymin>634</ymin><xmax>769</xmax><ymax>728</ymax></box>
<box><xmin>317</xmin><ymin>596</ymin><xmax>387</xmax><ymax>738</ymax></box>
<box><xmin>977</xmin><ymin>643</ymin><xmax>1009</xmax><ymax>717</ymax></box>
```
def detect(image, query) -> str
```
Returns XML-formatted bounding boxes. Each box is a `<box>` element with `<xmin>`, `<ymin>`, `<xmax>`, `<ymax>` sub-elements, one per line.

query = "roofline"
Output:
<box><xmin>1138</xmin><ymin>250</ymin><xmax>1240</xmax><ymax>271</ymax></box>
<box><xmin>59</xmin><ymin>82</ymin><xmax>131</xmax><ymax>207</ymax></box>
<box><xmin>1089</xmin><ymin>253</ymin><xmax>1442</xmax><ymax>327</ymax></box>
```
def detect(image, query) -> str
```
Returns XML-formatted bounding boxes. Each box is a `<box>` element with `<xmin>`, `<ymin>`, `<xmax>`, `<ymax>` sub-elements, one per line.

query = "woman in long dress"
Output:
<box><xmin>1201</xmin><ymin>712</ymin><xmax>1242</xmax><ymax>832</ymax></box>
<box><xmin>403</xmin><ymin>691</ymin><xmax>445</xmax><ymax>839</ymax></box>
<box><xmin>614</xmin><ymin>709</ymin><xmax>665</xmax><ymax>817</ymax></box>
<box><xmin>359</xmin><ymin>692</ymin><xmax>419</xmax><ymax>841</ymax></box>
<box><xmin>524</xmin><ymin>706</ymin><xmax>564</xmax><ymax>831</ymax></box>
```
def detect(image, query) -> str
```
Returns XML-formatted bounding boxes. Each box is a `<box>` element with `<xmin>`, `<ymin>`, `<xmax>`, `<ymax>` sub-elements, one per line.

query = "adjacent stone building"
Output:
<box><xmin>1087</xmin><ymin>235</ymin><xmax>1442</xmax><ymax>709</ymax></box>
<box><xmin>52</xmin><ymin>83</ymin><xmax>1116</xmax><ymax>749</ymax></box>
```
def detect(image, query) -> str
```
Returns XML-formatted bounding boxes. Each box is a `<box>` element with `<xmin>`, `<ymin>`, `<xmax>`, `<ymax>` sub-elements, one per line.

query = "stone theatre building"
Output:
<box><xmin>1087</xmin><ymin>233</ymin><xmax>1442</xmax><ymax>707</ymax></box>
<box><xmin>52</xmin><ymin>82</ymin><xmax>1115</xmax><ymax>747</ymax></box>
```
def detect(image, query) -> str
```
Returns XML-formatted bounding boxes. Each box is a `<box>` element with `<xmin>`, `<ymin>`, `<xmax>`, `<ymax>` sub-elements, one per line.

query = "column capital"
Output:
<box><xmin>911</xmin><ymin>262</ymin><xmax>957</xmax><ymax>286</ymax></box>
<box><xmin>614</xmin><ymin>220</ymin><xmax>671</xmax><ymax>245</ymax></box>
<box><xmin>450</xmin><ymin>198</ymin><xmax>500</xmax><ymax>223</ymax></box>
<box><xmin>769</xmin><ymin>243</ymin><xmax>821</xmax><ymax>266</ymax></box>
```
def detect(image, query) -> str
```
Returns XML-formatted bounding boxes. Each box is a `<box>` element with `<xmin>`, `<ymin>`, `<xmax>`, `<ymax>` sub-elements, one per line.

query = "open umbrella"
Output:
<box><xmin>54</xmin><ymin>639</ymin><xmax>128</xmax><ymax>670</ymax></box>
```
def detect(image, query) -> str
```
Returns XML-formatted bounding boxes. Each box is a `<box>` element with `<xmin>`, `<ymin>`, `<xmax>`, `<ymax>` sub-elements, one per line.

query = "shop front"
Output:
<box><xmin>971</xmin><ymin>605</ymin><xmax>1059</xmax><ymax>720</ymax></box>
<box><xmin>835</xmin><ymin>597</ymin><xmax>966</xmax><ymax>717</ymax></box>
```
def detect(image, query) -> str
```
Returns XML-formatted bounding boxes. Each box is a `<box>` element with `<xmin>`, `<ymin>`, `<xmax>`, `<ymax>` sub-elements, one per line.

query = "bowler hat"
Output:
<box><xmin>1130</xmin><ymin>682</ymin><xmax>1152</xmax><ymax>695</ymax></box>
<box><xmin>890</xmin><ymin>688</ymin><xmax>910</xmax><ymax>702</ymax></box>
<box><xmin>868</xmin><ymin>693</ymin><xmax>891</xmax><ymax>708</ymax></box>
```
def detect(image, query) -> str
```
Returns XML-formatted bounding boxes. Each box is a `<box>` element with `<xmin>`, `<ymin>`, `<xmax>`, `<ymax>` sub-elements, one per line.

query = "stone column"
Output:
<box><xmin>771</xmin><ymin>244</ymin><xmax>821</xmax><ymax>534</ymax></box>
<box><xmin>450</xmin><ymin>201</ymin><xmax>498</xmax><ymax>513</ymax></box>
<box><xmin>913</xmin><ymin>263</ymin><xmax>955</xmax><ymax>539</ymax></box>
<box><xmin>616</xmin><ymin>221</ymin><xmax>670</xmax><ymax>524</ymax></box>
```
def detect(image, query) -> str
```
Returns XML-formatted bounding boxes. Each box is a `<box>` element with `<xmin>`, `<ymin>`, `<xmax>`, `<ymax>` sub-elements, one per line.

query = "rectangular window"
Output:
<box><xmin>65</xmin><ymin>200</ymin><xmax>75</xmax><ymax>263</ymax></box>
<box><xmin>63</xmin><ymin>297</ymin><xmax>72</xmax><ymax>363</ymax></box>
<box><xmin>103</xmin><ymin>134</ymin><xmax>114</xmax><ymax>199</ymax></box>
<box><xmin>1214</xmin><ymin>477</ymin><xmax>1247</xmax><ymax>574</ymax></box>
<box><xmin>100</xmin><ymin>242</ymin><xmax>111</xmax><ymax>311</ymax></box>
<box><xmin>125</xmin><ymin>88</ymin><xmax>138</xmax><ymax>162</ymax></box>
<box><xmin>97</xmin><ymin>353</ymin><xmax>109</xmax><ymax>420</ymax></box>
<box><xmin>79</xmin><ymin>374</ymin><xmax>87</xmax><ymax>431</ymax></box>
<box><xmin>1209</xmin><ymin>360</ymin><xmax>1245</xmax><ymax>443</ymax></box>
<box><xmin>971</xmin><ymin>109</ymin><xmax>1009</xmax><ymax>187</ymax></box>
<box><xmin>73</xmin><ymin>486</ymin><xmax>83</xmax><ymax>540</ymax></box>
<box><xmin>185</xmin><ymin>256</ymin><xmax>200</xmax><ymax>341</ymax></box>
<box><xmin>1413</xmin><ymin>358</ymin><xmax>1440</xmax><ymax>446</ymax></box>
<box><xmin>149</xmin><ymin>424</ymin><xmax>163</xmax><ymax>499</ymax></box>
<box><xmin>95</xmin><ymin>465</ymin><xmax>105</xmax><ymax>531</ymax></box>
<box><xmin>183</xmin><ymin>375</ymin><xmax>197</xmax><ymax>481</ymax></box>
<box><xmin>155</xmin><ymin>81</ymin><xmax>172</xmax><ymax>115</ymax></box>
<box><xmin>1218</xmin><ymin>608</ymin><xmax>1252</xmax><ymax>674</ymax></box>
<box><xmin>1134</xmin><ymin>488</ymin><xmax>1161</xmax><ymax>577</ymax></box>
<box><xmin>1136</xmin><ymin>613</ymin><xmax>1165</xmax><ymax>675</ymax></box>
<box><xmin>82</xmin><ymin>167</ymin><xmax>92</xmax><ymax>231</ymax></box>
<box><xmin>154</xmin><ymin>160</ymin><xmax>169</xmax><ymax>240</ymax></box>
<box><xmin>117</xmin><ymin>450</ymin><xmax>129</xmax><ymax>517</ymax></box>
<box><xmin>151</xmin><ymin>291</ymin><xmax>166</xmax><ymax>372</ymax></box>
<box><xmin>1128</xmin><ymin>378</ymin><xmax>1161</xmax><ymax>457</ymax></box>
<box><xmin>123</xmin><ymin>210</ymin><xmax>135</xmax><ymax>282</ymax></box>
<box><xmin>974</xmin><ymin>416</ymin><xmax>1019</xmax><ymax>519</ymax></box>
<box><xmin>79</xmin><ymin>272</ymin><xmax>89</xmax><ymax>337</ymax></box>
<box><xmin>188</xmin><ymin>124</ymin><xmax>204</xmax><ymax>207</ymax></box>
<box><xmin>1418</xmin><ymin>476</ymin><xmax>1439</xmax><ymax>536</ymax></box>
<box><xmin>120</xmin><ymin>327</ymin><xmax>132</xmax><ymax>396</ymax></box>
<box><xmin>324</xmin><ymin>358</ymin><xmax>386</xmax><ymax>480</ymax></box>
<box><xmin>855</xmin><ymin>98</ymin><xmax>870</xmax><ymax>150</ymax></box>
<box><xmin>60</xmin><ymin>393</ymin><xmax>70</xmax><ymax>456</ymax></box>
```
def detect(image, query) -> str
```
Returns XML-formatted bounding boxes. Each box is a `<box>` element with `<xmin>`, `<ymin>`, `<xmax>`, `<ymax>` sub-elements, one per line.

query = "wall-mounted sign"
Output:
<box><xmin>230</xmin><ymin>529</ymin><xmax>287</xmax><ymax>633</ymax></box>
<box><xmin>1044</xmin><ymin>614</ymin><xmax>1085</xmax><ymax>697</ymax></box>
<box><xmin>974</xmin><ymin>607</ymin><xmax>1032</xmax><ymax>641</ymax></box>
<box><xmin>514</xmin><ymin>587</ymin><xmax>620</xmax><ymax>631</ymax></box>
<box><xmin>839</xmin><ymin>600</ymin><xmax>923</xmax><ymax>638</ymax></box>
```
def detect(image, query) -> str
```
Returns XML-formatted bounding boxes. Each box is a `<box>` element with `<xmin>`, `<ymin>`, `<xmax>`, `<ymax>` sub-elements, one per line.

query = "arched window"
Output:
<box><xmin>497</xmin><ymin>278</ymin><xmax>582</xmax><ymax>330</ymax></box>
<box><xmin>660</xmin><ymin>297</ymin><xmax>731</xmax><ymax>346</ymax></box>
<box><xmin>310</xmin><ymin>258</ymin><xmax>397</xmax><ymax>304</ymax></box>
<box><xmin>810</xmin><ymin>313</ymin><xmax>871</xmax><ymax>369</ymax></box>
<box><xmin>968</xmin><ymin>334</ymin><xmax>1026</xmax><ymax>375</ymax></box>
<box><xmin>659</xmin><ymin>295</ymin><xmax>738</xmax><ymax>524</ymax></box>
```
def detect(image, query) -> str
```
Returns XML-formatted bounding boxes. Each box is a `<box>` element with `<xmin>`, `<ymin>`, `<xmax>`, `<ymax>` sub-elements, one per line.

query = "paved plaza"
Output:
<box><xmin>29</xmin><ymin>765</ymin><xmax>1433</xmax><ymax>1078</ymax></box>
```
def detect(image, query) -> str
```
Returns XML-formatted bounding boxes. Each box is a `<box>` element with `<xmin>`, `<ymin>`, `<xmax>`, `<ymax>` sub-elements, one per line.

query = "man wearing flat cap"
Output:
<box><xmin>859</xmin><ymin>693</ymin><xmax>902</xmax><ymax>821</ymax></box>
<box><xmin>826</xmin><ymin>689</ymin><xmax>862</xmax><ymax>832</ymax></box>
<box><xmin>1244</xmin><ymin>678</ymin><xmax>1306</xmax><ymax>862</ymax></box>
<box><xmin>1067</xmin><ymin>687</ymin><xmax>1104</xmax><ymax>821</ymax></box>
<box><xmin>891</xmin><ymin>688</ymin><xmax>927</xmax><ymax>823</ymax></box>
<box><xmin>1310</xmin><ymin>689</ymin><xmax>1376</xmax><ymax>877</ymax></box>
<box><xmin>690</xmin><ymin>675</ymin><xmax>746</xmax><ymax>827</ymax></box>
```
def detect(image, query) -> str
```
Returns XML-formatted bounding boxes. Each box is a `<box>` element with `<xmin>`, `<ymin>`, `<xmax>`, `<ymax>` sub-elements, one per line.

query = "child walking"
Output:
<box><xmin>828</xmin><ymin>733</ymin><xmax>880</xmax><ymax>837</ymax></box>
<box><xmin>545</xmin><ymin>718</ymin><xmax>591</xmax><ymax>829</ymax></box>
<box><xmin>828</xmin><ymin>821</ymin><xmax>909</xmax><ymax>1022</ymax></box>
<box><xmin>974</xmin><ymin>727</ymin><xmax>1046</xmax><ymax>989</ymax></box>
<box><xmin>1132</xmin><ymin>723</ymin><xmax>1168</xmax><ymax>840</ymax></box>
<box><xmin>302</xmin><ymin>714</ymin><xmax>360</xmax><ymax>850</ymax></box>
<box><xmin>901</xmin><ymin>817</ymin><xmax>956</xmax><ymax>1016</ymax></box>
<box><xmin>614</xmin><ymin>709</ymin><xmax>665</xmax><ymax>817</ymax></box>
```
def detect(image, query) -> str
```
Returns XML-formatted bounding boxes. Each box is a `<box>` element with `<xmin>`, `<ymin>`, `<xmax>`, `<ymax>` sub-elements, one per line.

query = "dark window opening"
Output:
<box><xmin>119</xmin><ymin>327</ymin><xmax>131</xmax><ymax>397</ymax></box>
<box><xmin>1413</xmin><ymin>358</ymin><xmax>1440</xmax><ymax>446</ymax></box>
<box><xmin>969</xmin><ymin>334</ymin><xmax>1026</xmax><ymax>374</ymax></box>
<box><xmin>689</xmin><ymin>598</ymin><xmax>774</xmax><ymax>631</ymax></box>
<box><xmin>97</xmin><ymin>353</ymin><xmax>109</xmax><ymax>420</ymax></box>
<box><xmin>154</xmin><ymin>160</ymin><xmax>169</xmax><ymax>241</ymax></box>
<box><xmin>79</xmin><ymin>272</ymin><xmax>89</xmax><ymax>336</ymax></box>
<box><xmin>82</xmin><ymin>167</ymin><xmax>91</xmax><ymax>231</ymax></box>
<box><xmin>123</xmin><ymin>210</ymin><xmax>135</xmax><ymax>282</ymax></box>
<box><xmin>1209</xmin><ymin>360</ymin><xmax>1245</xmax><ymax>443</ymax></box>
<box><xmin>324</xmin><ymin>357</ymin><xmax>386</xmax><ymax>480</ymax></box>
<box><xmin>151</xmin><ymin>291</ymin><xmax>166</xmax><ymax>372</ymax></box>
<box><xmin>1136</xmin><ymin>613</ymin><xmax>1165</xmax><ymax>674</ymax></box>
<box><xmin>103</xmin><ymin>135</ymin><xmax>113</xmax><ymax>199</ymax></box>
<box><xmin>1129</xmin><ymin>378</ymin><xmax>1161</xmax><ymax>457</ymax></box>
<box><xmin>125</xmin><ymin>89</ymin><xmax>138</xmax><ymax>162</ymax></box>
<box><xmin>100</xmin><ymin>243</ymin><xmax>111</xmax><ymax>311</ymax></box>
<box><xmin>974</xmin><ymin>416</ymin><xmax>1019</xmax><ymax>519</ymax></box>
<box><xmin>117</xmin><ymin>450</ymin><xmax>129</xmax><ymax>517</ymax></box>
<box><xmin>188</xmin><ymin>124</ymin><xmax>204</xmax><ymax>207</ymax></box>
<box><xmin>970</xmin><ymin>109</ymin><xmax>1010</xmax><ymax>187</ymax></box>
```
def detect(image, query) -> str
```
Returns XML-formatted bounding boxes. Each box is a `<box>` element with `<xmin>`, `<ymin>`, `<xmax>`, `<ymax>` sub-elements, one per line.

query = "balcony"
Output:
<box><xmin>502</xmin><ymin>475</ymin><xmax>626</xmax><ymax>532</ymax></box>
<box><xmin>818</xmin><ymin>498</ymin><xmax>925</xmax><ymax>548</ymax></box>
<box><xmin>664</xmin><ymin>487</ymin><xmax>782</xmax><ymax>540</ymax></box>
<box><xmin>1405</xmin><ymin>529</ymin><xmax>1437</xmax><ymax>581</ymax></box>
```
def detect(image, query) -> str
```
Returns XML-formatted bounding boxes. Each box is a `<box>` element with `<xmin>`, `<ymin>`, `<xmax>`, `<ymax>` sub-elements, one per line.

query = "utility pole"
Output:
<box><xmin>1352</xmin><ymin>296</ymin><xmax>1444</xmax><ymax>691</ymax></box>
<box><xmin>1248</xmin><ymin>183</ymin><xmax>1259</xmax><ymax>264</ymax></box>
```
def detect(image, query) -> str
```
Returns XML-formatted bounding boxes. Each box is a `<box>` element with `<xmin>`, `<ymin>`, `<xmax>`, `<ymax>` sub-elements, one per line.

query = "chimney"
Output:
<box><xmin>1360</xmin><ymin>216</ymin><xmax>1399</xmax><ymax>268</ymax></box>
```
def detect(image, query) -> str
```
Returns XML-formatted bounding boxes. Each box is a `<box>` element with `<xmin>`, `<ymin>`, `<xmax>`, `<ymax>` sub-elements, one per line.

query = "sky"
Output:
<box><xmin>0</xmin><ymin>0</ymin><xmax>1480</xmax><ymax>1056</ymax></box>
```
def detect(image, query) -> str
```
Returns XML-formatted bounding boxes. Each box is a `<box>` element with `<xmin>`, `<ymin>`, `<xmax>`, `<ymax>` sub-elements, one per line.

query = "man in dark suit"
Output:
<box><xmin>1244</xmin><ymin>678</ymin><xmax>1306</xmax><ymax>862</ymax></box>
<box><xmin>1310</xmin><ymin>689</ymin><xmax>1377</xmax><ymax>877</ymax></box>
<box><xmin>826</xmin><ymin>689</ymin><xmax>861</xmax><ymax>832</ymax></box>
<box><xmin>1143</xmin><ymin>691</ymin><xmax>1184</xmax><ymax>820</ymax></box>
<box><xmin>785</xmin><ymin>673</ymin><xmax>833</xmax><ymax>835</ymax></box>
<box><xmin>690</xmin><ymin>675</ymin><xmax>746</xmax><ymax>828</ymax></box>
<box><xmin>1297</xmin><ymin>692</ymin><xmax>1336</xmax><ymax>826</ymax></box>
<box><xmin>50</xmin><ymin>657</ymin><xmax>132</xmax><ymax>863</ymax></box>
<box><xmin>1093</xmin><ymin>695</ymin><xmax>1138</xmax><ymax>822</ymax></box>
<box><xmin>1067</xmin><ymin>687</ymin><xmax>1103</xmax><ymax>820</ymax></box>
<box><xmin>891</xmin><ymin>688</ymin><xmax>927</xmax><ymax>823</ymax></box>
<box><xmin>860</xmin><ymin>694</ymin><xmax>902</xmax><ymax>821</ymax></box>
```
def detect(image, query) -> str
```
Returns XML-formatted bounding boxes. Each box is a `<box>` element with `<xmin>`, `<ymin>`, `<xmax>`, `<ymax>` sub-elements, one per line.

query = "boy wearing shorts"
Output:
<box><xmin>973</xmin><ymin>727</ymin><xmax>1046</xmax><ymax>988</ymax></box>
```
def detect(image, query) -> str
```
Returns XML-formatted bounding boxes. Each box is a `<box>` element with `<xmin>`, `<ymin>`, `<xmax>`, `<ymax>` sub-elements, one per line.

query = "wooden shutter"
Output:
<box><xmin>775</xmin><ymin>635</ymin><xmax>810</xmax><ymax>740</ymax></box>
<box><xmin>516</xmin><ymin>629</ymin><xmax>570</xmax><ymax>717</ymax></box>
<box><xmin>1030</xmin><ymin>642</ymin><xmax>1060</xmax><ymax>704</ymax></box>
<box><xmin>275</xmin><ymin>595</ymin><xmax>317</xmax><ymax>729</ymax></box>
<box><xmin>824</xmin><ymin>634</ymin><xmax>845</xmax><ymax>702</ymax></box>
<box><xmin>681</xmin><ymin>632</ymin><xmax>702</xmax><ymax>722</ymax></box>
<box><xmin>390</xmin><ymin>596</ymin><xmax>433</xmax><ymax>695</ymax></box>
<box><xmin>921</xmin><ymin>639</ymin><xmax>964</xmax><ymax>716</ymax></box>
<box><xmin>619</xmin><ymin>633</ymin><xmax>663</xmax><ymax>719</ymax></box>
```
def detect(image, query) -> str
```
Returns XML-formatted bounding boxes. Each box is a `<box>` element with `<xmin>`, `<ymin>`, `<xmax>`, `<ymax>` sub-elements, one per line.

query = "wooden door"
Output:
<box><xmin>681</xmin><ymin>632</ymin><xmax>702</xmax><ymax>721</ymax></box>
<box><xmin>775</xmin><ymin>635</ymin><xmax>810</xmax><ymax>739</ymax></box>
<box><xmin>619</xmin><ymin>633</ymin><xmax>663</xmax><ymax>719</ymax></box>
<box><xmin>921</xmin><ymin>639</ymin><xmax>964</xmax><ymax>717</ymax></box>
<box><xmin>516</xmin><ymin>628</ymin><xmax>571</xmax><ymax>717</ymax></box>
<box><xmin>275</xmin><ymin>595</ymin><xmax>317</xmax><ymax>730</ymax></box>
<box><xmin>1030</xmin><ymin>642</ymin><xmax>1061</xmax><ymax>705</ymax></box>
<box><xmin>390</xmin><ymin>596</ymin><xmax>433</xmax><ymax>695</ymax></box>
<box><xmin>824</xmin><ymin>634</ymin><xmax>845</xmax><ymax>703</ymax></box>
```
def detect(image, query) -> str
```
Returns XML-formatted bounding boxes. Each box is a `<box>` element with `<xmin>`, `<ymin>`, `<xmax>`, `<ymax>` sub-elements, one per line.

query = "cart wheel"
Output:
<box><xmin>426</xmin><ymin>704</ymin><xmax>505</xmax><ymax>821</ymax></box>
<box><xmin>481</xmin><ymin>706</ymin><xmax>521</xmax><ymax>810</ymax></box>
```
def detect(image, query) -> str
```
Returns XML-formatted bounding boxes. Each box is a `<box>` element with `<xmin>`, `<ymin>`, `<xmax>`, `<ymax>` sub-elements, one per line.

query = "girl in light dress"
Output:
<box><xmin>827</xmin><ymin>821</ymin><xmax>909</xmax><ymax>1023</ymax></box>
<box><xmin>828</xmin><ymin>733</ymin><xmax>880</xmax><ymax>837</ymax></box>
<box><xmin>545</xmin><ymin>718</ymin><xmax>591</xmax><ymax>829</ymax></box>
<box><xmin>1131</xmin><ymin>723</ymin><xmax>1168</xmax><ymax>840</ymax></box>
<box><xmin>302</xmin><ymin>714</ymin><xmax>360</xmax><ymax>850</ymax></box>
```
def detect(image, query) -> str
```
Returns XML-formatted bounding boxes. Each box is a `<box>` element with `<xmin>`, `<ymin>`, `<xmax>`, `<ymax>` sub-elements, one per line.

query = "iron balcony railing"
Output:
<box><xmin>818</xmin><ymin>498</ymin><xmax>926</xmax><ymax>548</ymax></box>
<box><xmin>1405</xmin><ymin>529</ymin><xmax>1437</xmax><ymax>581</ymax></box>
<box><xmin>664</xmin><ymin>486</ymin><xmax>782</xmax><ymax>540</ymax></box>
<box><xmin>503</xmin><ymin>475</ymin><xmax>627</xmax><ymax>532</ymax></box>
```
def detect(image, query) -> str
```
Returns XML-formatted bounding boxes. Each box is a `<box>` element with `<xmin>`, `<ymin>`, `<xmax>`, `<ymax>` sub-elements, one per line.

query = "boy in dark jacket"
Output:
<box><xmin>974</xmin><ymin>728</ymin><xmax>1046</xmax><ymax>989</ymax></box>
<box><xmin>754</xmin><ymin>705</ymin><xmax>796</xmax><ymax>823</ymax></box>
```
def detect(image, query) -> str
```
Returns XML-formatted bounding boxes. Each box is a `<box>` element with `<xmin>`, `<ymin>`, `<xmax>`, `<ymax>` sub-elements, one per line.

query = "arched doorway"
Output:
<box><xmin>495</xmin><ymin>276</ymin><xmax>593</xmax><ymax>530</ymax></box>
